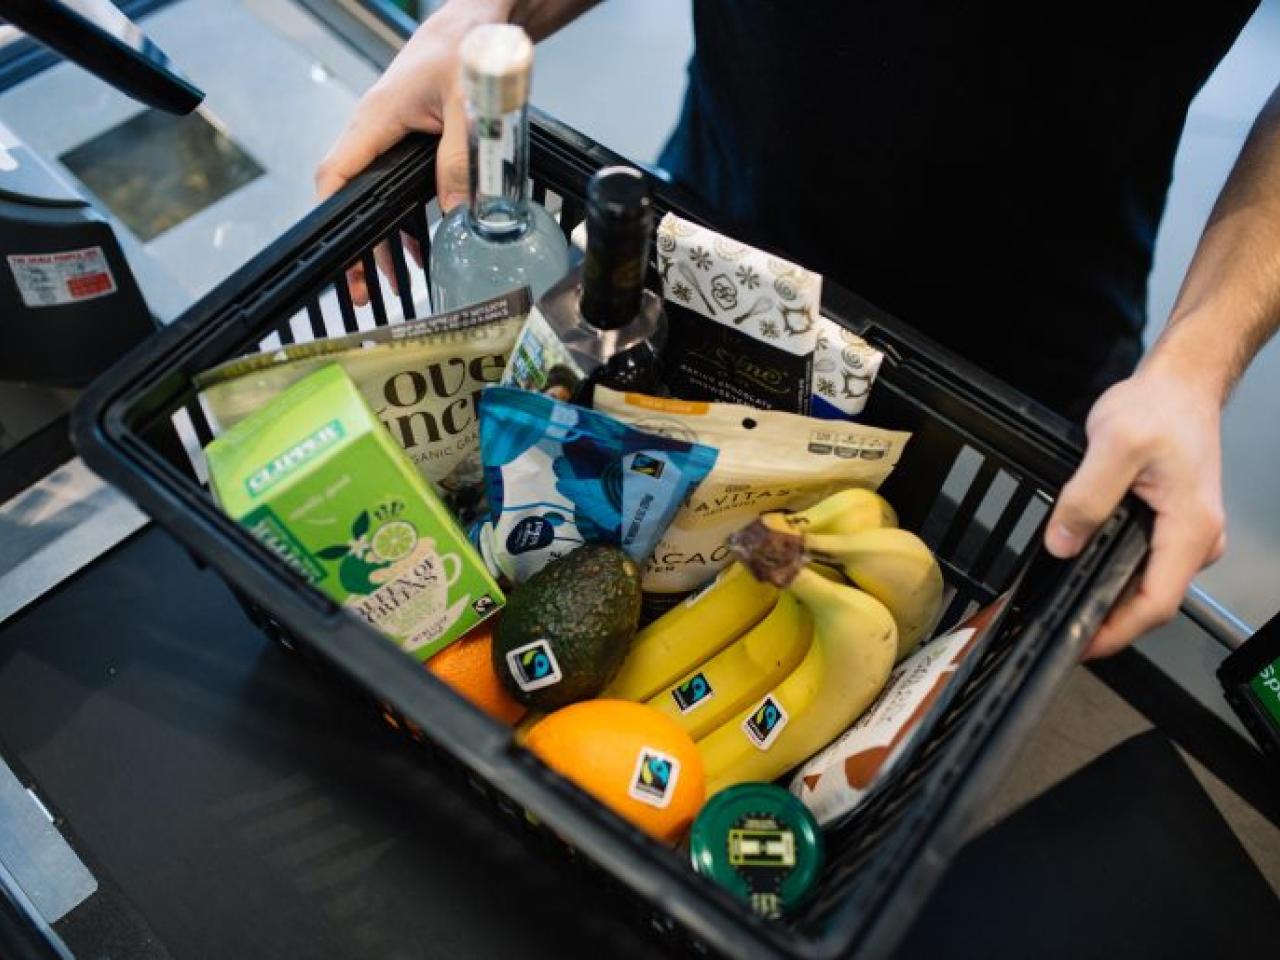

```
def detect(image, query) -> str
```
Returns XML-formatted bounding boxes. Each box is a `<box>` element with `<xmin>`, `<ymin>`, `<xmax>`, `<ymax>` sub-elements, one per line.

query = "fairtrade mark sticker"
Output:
<box><xmin>743</xmin><ymin>695</ymin><xmax>788</xmax><ymax>750</ymax></box>
<box><xmin>628</xmin><ymin>748</ymin><xmax>681</xmax><ymax>809</ymax></box>
<box><xmin>629</xmin><ymin>452</ymin><xmax>666</xmax><ymax>479</ymax></box>
<box><xmin>506</xmin><ymin>639</ymin><xmax>562</xmax><ymax>692</ymax></box>
<box><xmin>672</xmin><ymin>672</ymin><xmax>714</xmax><ymax>714</ymax></box>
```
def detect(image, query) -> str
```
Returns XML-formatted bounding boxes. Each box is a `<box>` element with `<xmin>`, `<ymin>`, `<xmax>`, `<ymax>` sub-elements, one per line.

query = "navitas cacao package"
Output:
<box><xmin>654</xmin><ymin>213</ymin><xmax>884</xmax><ymax>419</ymax></box>
<box><xmin>197</xmin><ymin>289</ymin><xmax>529</xmax><ymax>499</ymax></box>
<box><xmin>593</xmin><ymin>388</ymin><xmax>911</xmax><ymax>601</ymax></box>
<box><xmin>789</xmin><ymin>594</ymin><xmax>1011</xmax><ymax>826</ymax></box>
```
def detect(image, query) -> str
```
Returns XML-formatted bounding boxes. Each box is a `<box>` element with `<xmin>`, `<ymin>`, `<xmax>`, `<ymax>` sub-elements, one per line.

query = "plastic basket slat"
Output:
<box><xmin>969</xmin><ymin>482</ymin><xmax>1036</xmax><ymax>584</ymax></box>
<box><xmin>184</xmin><ymin>399</ymin><xmax>214</xmax><ymax>450</ymax></box>
<box><xmin>333</xmin><ymin>271</ymin><xmax>360</xmax><ymax>332</ymax></box>
<box><xmin>305</xmin><ymin>299</ymin><xmax>326</xmax><ymax>340</ymax></box>
<box><xmin>361</xmin><ymin>250</ymin><xmax>390</xmax><ymax>327</ymax></box>
<box><xmin>559</xmin><ymin>194</ymin><xmax>585</xmax><ymax>244</ymax></box>
<box><xmin>387</xmin><ymin>221</ymin><xmax>418</xmax><ymax>321</ymax></box>
<box><xmin>937</xmin><ymin>458</ymin><xmax>999</xmax><ymax>561</ymax></box>
<box><xmin>408</xmin><ymin>205</ymin><xmax>433</xmax><ymax>299</ymax></box>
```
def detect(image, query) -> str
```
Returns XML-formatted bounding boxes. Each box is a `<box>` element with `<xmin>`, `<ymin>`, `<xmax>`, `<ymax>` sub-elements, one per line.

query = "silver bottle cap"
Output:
<box><xmin>460</xmin><ymin>24</ymin><xmax>533</xmax><ymax>116</ymax></box>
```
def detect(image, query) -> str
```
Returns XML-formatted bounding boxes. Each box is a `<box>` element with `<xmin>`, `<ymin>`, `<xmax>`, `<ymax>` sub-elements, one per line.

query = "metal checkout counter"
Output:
<box><xmin>0</xmin><ymin>3</ymin><xmax>1276</xmax><ymax>958</ymax></box>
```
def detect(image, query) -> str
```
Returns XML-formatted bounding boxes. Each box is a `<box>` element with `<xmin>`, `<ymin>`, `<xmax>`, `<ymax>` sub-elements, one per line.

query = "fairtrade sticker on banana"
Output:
<box><xmin>592</xmin><ymin>388</ymin><xmax>912</xmax><ymax>609</ymax></box>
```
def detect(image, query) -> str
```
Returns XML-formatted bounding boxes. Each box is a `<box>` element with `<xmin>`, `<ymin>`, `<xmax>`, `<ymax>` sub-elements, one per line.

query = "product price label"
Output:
<box><xmin>476</xmin><ymin>117</ymin><xmax>509</xmax><ymax>199</ymax></box>
<box><xmin>7</xmin><ymin>247</ymin><xmax>117</xmax><ymax>308</ymax></box>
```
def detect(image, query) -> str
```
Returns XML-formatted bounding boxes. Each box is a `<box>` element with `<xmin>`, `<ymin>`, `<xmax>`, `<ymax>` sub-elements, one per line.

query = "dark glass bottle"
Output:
<box><xmin>502</xmin><ymin>166</ymin><xmax>667</xmax><ymax>398</ymax></box>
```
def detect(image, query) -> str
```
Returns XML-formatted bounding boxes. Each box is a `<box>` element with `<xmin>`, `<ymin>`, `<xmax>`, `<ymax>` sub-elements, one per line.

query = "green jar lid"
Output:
<box><xmin>689</xmin><ymin>783</ymin><xmax>824</xmax><ymax>919</ymax></box>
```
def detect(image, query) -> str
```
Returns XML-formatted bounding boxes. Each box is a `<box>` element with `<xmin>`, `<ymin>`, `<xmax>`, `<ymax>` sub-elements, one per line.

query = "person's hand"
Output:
<box><xmin>1043</xmin><ymin>356</ymin><xmax>1227</xmax><ymax>659</ymax></box>
<box><xmin>315</xmin><ymin>0</ymin><xmax>511</xmax><ymax>303</ymax></box>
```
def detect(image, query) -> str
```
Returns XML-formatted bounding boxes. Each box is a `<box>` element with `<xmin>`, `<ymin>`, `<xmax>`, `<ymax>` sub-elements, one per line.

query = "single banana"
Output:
<box><xmin>802</xmin><ymin>526</ymin><xmax>944</xmax><ymax>660</ymax></box>
<box><xmin>764</xmin><ymin>487</ymin><xmax>898</xmax><ymax>536</ymax></box>
<box><xmin>807</xmin><ymin>561</ymin><xmax>847</xmax><ymax>584</ymax></box>
<box><xmin>603</xmin><ymin>563</ymin><xmax>779</xmax><ymax>702</ymax></box>
<box><xmin>645</xmin><ymin>590</ymin><xmax>813</xmax><ymax>739</ymax></box>
<box><xmin>697</xmin><ymin>567</ymin><xmax>898</xmax><ymax>796</ymax></box>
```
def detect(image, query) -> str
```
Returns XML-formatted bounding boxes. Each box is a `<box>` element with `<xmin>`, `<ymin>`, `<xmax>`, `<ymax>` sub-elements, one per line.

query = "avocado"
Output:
<box><xmin>493</xmin><ymin>545</ymin><xmax>642</xmax><ymax>710</ymax></box>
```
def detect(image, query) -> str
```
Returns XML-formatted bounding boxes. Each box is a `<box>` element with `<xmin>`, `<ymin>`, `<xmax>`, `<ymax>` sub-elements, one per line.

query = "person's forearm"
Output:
<box><xmin>510</xmin><ymin>0</ymin><xmax>601</xmax><ymax>39</ymax></box>
<box><xmin>432</xmin><ymin>0</ymin><xmax>600</xmax><ymax>41</ymax></box>
<box><xmin>1145</xmin><ymin>82</ymin><xmax>1280</xmax><ymax>401</ymax></box>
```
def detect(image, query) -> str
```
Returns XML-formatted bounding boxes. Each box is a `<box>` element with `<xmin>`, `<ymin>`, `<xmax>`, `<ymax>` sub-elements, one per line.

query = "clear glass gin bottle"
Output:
<box><xmin>428</xmin><ymin>25</ymin><xmax>569</xmax><ymax>312</ymax></box>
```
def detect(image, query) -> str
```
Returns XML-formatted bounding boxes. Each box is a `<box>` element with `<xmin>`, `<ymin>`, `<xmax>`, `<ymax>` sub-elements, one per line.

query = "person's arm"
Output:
<box><xmin>315</xmin><ymin>0</ymin><xmax>597</xmax><ymax>302</ymax></box>
<box><xmin>317</xmin><ymin>0</ymin><xmax>597</xmax><ymax>207</ymax></box>
<box><xmin>1045</xmin><ymin>82</ymin><xmax>1280</xmax><ymax>658</ymax></box>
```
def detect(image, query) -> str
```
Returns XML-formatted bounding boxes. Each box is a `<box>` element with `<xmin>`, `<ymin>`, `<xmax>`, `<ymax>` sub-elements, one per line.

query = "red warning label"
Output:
<box><xmin>7</xmin><ymin>247</ymin><xmax>118</xmax><ymax>308</ymax></box>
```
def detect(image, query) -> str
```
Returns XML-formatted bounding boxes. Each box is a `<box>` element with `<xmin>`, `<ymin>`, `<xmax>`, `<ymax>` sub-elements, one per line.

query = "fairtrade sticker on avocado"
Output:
<box><xmin>205</xmin><ymin>364</ymin><xmax>504</xmax><ymax>661</ymax></box>
<box><xmin>506</xmin><ymin>639</ymin><xmax>563</xmax><ymax>693</ymax></box>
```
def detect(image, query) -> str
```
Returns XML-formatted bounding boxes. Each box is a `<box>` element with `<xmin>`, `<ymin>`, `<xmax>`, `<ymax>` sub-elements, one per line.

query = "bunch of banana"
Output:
<box><xmin>597</xmin><ymin>486</ymin><xmax>948</xmax><ymax>794</ymax></box>
<box><xmin>799</xmin><ymin>526</ymin><xmax>943</xmax><ymax>660</ymax></box>
<box><xmin>643</xmin><ymin>588</ymin><xmax>813</xmax><ymax>739</ymax></box>
<box><xmin>603</xmin><ymin>489</ymin><xmax>899</xmax><ymax>733</ymax></box>
<box><xmin>697</xmin><ymin>564</ymin><xmax>899</xmax><ymax>795</ymax></box>
<box><xmin>760</xmin><ymin>490</ymin><xmax>943</xmax><ymax>661</ymax></box>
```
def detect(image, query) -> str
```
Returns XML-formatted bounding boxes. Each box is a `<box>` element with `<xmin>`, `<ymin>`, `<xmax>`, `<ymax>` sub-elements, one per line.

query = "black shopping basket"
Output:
<box><xmin>72</xmin><ymin>112</ymin><xmax>1150</xmax><ymax>959</ymax></box>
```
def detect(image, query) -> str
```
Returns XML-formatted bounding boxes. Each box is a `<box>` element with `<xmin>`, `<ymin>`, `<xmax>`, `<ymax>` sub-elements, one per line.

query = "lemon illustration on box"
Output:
<box><xmin>205</xmin><ymin>363</ymin><xmax>503</xmax><ymax>660</ymax></box>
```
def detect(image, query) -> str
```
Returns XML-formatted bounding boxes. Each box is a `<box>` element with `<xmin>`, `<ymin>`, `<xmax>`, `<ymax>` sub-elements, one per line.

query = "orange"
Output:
<box><xmin>426</xmin><ymin>622</ymin><xmax>526</xmax><ymax>726</ymax></box>
<box><xmin>525</xmin><ymin>700</ymin><xmax>706</xmax><ymax>844</ymax></box>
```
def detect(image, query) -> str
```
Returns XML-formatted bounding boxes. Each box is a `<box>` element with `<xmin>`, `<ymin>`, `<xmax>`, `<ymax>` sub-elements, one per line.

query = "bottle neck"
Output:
<box><xmin>466</xmin><ymin>101</ymin><xmax>531</xmax><ymax>237</ymax></box>
<box><xmin>580</xmin><ymin>221</ymin><xmax>648</xmax><ymax>331</ymax></box>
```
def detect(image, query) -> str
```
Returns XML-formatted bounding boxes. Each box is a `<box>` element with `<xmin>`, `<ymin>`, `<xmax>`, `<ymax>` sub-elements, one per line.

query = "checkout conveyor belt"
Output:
<box><xmin>1</xmin><ymin>528</ymin><xmax>1277</xmax><ymax>959</ymax></box>
<box><xmin>0</xmin><ymin>529</ymin><xmax>656</xmax><ymax>960</ymax></box>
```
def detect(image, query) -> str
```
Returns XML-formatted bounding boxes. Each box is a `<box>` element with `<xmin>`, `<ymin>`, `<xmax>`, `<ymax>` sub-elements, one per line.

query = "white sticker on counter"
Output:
<box><xmin>7</xmin><ymin>246</ymin><xmax>118</xmax><ymax>308</ymax></box>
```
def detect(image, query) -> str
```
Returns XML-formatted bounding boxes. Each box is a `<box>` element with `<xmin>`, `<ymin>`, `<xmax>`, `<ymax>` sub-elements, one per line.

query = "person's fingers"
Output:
<box><xmin>1045</xmin><ymin>426</ymin><xmax>1145</xmax><ymax>558</ymax></box>
<box><xmin>1208</xmin><ymin>529</ymin><xmax>1228</xmax><ymax>564</ymax></box>
<box><xmin>315</xmin><ymin>92</ymin><xmax>407</xmax><ymax>201</ymax></box>
<box><xmin>402</xmin><ymin>230</ymin><xmax>423</xmax><ymax>269</ymax></box>
<box><xmin>436</xmin><ymin>84</ymin><xmax>470</xmax><ymax>213</ymax></box>
<box><xmin>345</xmin><ymin>262</ymin><xmax>369</xmax><ymax>308</ymax></box>
<box><xmin>1083</xmin><ymin>511</ymin><xmax>1217</xmax><ymax>658</ymax></box>
<box><xmin>373</xmin><ymin>240</ymin><xmax>399</xmax><ymax>299</ymax></box>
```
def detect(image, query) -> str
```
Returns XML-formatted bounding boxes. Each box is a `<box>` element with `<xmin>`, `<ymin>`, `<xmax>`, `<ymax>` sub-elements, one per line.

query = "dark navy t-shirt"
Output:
<box><xmin>659</xmin><ymin>1</ymin><xmax>1259</xmax><ymax>419</ymax></box>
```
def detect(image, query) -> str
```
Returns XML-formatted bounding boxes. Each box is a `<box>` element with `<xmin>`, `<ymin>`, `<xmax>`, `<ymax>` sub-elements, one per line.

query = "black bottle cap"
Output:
<box><xmin>581</xmin><ymin>166</ymin><xmax>652</xmax><ymax>331</ymax></box>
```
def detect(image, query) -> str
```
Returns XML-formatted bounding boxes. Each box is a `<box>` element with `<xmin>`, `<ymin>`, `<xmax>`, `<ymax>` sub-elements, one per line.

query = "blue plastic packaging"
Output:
<box><xmin>475</xmin><ymin>387</ymin><xmax>718</xmax><ymax>583</ymax></box>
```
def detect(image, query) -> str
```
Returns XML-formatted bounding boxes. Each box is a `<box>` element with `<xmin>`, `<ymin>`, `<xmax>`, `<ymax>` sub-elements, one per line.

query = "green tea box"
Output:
<box><xmin>205</xmin><ymin>363</ymin><xmax>503</xmax><ymax>660</ymax></box>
